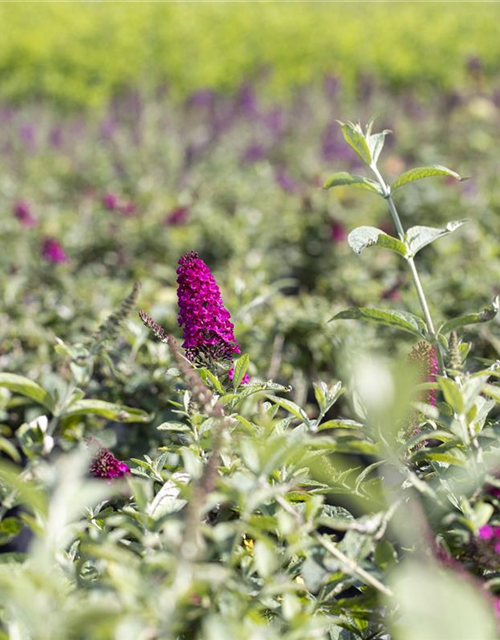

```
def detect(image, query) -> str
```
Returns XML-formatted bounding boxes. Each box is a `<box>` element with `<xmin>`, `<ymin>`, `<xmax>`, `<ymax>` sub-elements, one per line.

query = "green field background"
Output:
<box><xmin>0</xmin><ymin>2</ymin><xmax>499</xmax><ymax>108</ymax></box>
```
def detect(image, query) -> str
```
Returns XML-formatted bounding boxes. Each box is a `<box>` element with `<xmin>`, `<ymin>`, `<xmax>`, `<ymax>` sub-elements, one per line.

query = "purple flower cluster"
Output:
<box><xmin>13</xmin><ymin>200</ymin><xmax>37</xmax><ymax>227</ymax></box>
<box><xmin>164</xmin><ymin>206</ymin><xmax>189</xmax><ymax>226</ymax></box>
<box><xmin>478</xmin><ymin>525</ymin><xmax>500</xmax><ymax>554</ymax></box>
<box><xmin>408</xmin><ymin>341</ymin><xmax>438</xmax><ymax>406</ymax></box>
<box><xmin>90</xmin><ymin>447</ymin><xmax>130</xmax><ymax>480</ymax></box>
<box><xmin>41</xmin><ymin>237</ymin><xmax>68</xmax><ymax>264</ymax></box>
<box><xmin>177</xmin><ymin>251</ymin><xmax>240</xmax><ymax>362</ymax></box>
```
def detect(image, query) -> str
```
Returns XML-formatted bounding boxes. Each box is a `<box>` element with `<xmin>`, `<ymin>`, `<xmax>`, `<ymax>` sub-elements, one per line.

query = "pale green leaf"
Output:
<box><xmin>392</xmin><ymin>164</ymin><xmax>462</xmax><ymax>190</ymax></box>
<box><xmin>323</xmin><ymin>171</ymin><xmax>381</xmax><ymax>194</ymax></box>
<box><xmin>348</xmin><ymin>226</ymin><xmax>407</xmax><ymax>257</ymax></box>
<box><xmin>0</xmin><ymin>373</ymin><xmax>55</xmax><ymax>412</ymax></box>
<box><xmin>330</xmin><ymin>308</ymin><xmax>427</xmax><ymax>338</ymax></box>
<box><xmin>439</xmin><ymin>296</ymin><xmax>499</xmax><ymax>334</ymax></box>
<box><xmin>64</xmin><ymin>399</ymin><xmax>151</xmax><ymax>423</ymax></box>
<box><xmin>405</xmin><ymin>220</ymin><xmax>468</xmax><ymax>256</ymax></box>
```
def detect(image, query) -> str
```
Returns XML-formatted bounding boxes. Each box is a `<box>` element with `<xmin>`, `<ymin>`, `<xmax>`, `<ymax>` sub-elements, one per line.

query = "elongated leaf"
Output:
<box><xmin>439</xmin><ymin>296</ymin><xmax>499</xmax><ymax>335</ymax></box>
<box><xmin>268</xmin><ymin>395</ymin><xmax>311</xmax><ymax>427</ymax></box>
<box><xmin>438</xmin><ymin>378</ymin><xmax>464</xmax><ymax>414</ymax></box>
<box><xmin>0</xmin><ymin>373</ymin><xmax>55</xmax><ymax>412</ymax></box>
<box><xmin>340</xmin><ymin>122</ymin><xmax>372</xmax><ymax>166</ymax></box>
<box><xmin>348</xmin><ymin>226</ymin><xmax>407</xmax><ymax>257</ymax></box>
<box><xmin>317</xmin><ymin>419</ymin><xmax>363</xmax><ymax>431</ymax></box>
<box><xmin>232</xmin><ymin>354</ymin><xmax>249</xmax><ymax>389</ymax></box>
<box><xmin>367</xmin><ymin>129</ymin><xmax>391</xmax><ymax>164</ymax></box>
<box><xmin>323</xmin><ymin>172</ymin><xmax>381</xmax><ymax>194</ymax></box>
<box><xmin>65</xmin><ymin>399</ymin><xmax>151</xmax><ymax>423</ymax></box>
<box><xmin>392</xmin><ymin>164</ymin><xmax>462</xmax><ymax>190</ymax></box>
<box><xmin>406</xmin><ymin>220</ymin><xmax>468</xmax><ymax>256</ymax></box>
<box><xmin>331</xmin><ymin>307</ymin><xmax>427</xmax><ymax>338</ymax></box>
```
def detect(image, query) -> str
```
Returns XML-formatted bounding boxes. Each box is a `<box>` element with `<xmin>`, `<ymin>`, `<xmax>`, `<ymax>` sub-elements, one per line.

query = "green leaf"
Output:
<box><xmin>405</xmin><ymin>220</ymin><xmax>468</xmax><ymax>256</ymax></box>
<box><xmin>388</xmin><ymin>561</ymin><xmax>498</xmax><ymax>640</ymax></box>
<box><xmin>330</xmin><ymin>307</ymin><xmax>427</xmax><ymax>338</ymax></box>
<box><xmin>317</xmin><ymin>419</ymin><xmax>363</xmax><ymax>431</ymax></box>
<box><xmin>366</xmin><ymin>128</ymin><xmax>392</xmax><ymax>165</ymax></box>
<box><xmin>339</xmin><ymin>122</ymin><xmax>373</xmax><ymax>166</ymax></box>
<box><xmin>64</xmin><ymin>399</ymin><xmax>151</xmax><ymax>423</ymax></box>
<box><xmin>439</xmin><ymin>296</ymin><xmax>499</xmax><ymax>335</ymax></box>
<box><xmin>268</xmin><ymin>395</ymin><xmax>311</xmax><ymax>427</ymax></box>
<box><xmin>232</xmin><ymin>354</ymin><xmax>249</xmax><ymax>389</ymax></box>
<box><xmin>323</xmin><ymin>171</ymin><xmax>381</xmax><ymax>194</ymax></box>
<box><xmin>392</xmin><ymin>164</ymin><xmax>462</xmax><ymax>190</ymax></box>
<box><xmin>0</xmin><ymin>373</ymin><xmax>55</xmax><ymax>412</ymax></box>
<box><xmin>438</xmin><ymin>377</ymin><xmax>464</xmax><ymax>414</ymax></box>
<box><xmin>0</xmin><ymin>517</ymin><xmax>23</xmax><ymax>545</ymax></box>
<box><xmin>348</xmin><ymin>226</ymin><xmax>407</xmax><ymax>257</ymax></box>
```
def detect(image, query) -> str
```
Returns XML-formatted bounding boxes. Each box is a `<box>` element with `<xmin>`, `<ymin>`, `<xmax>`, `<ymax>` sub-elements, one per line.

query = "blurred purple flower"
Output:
<box><xmin>177</xmin><ymin>251</ymin><xmax>240</xmax><ymax>362</ymax></box>
<box><xmin>188</xmin><ymin>88</ymin><xmax>217</xmax><ymax>109</ymax></box>
<box><xmin>324</xmin><ymin>75</ymin><xmax>340</xmax><ymax>101</ymax></box>
<box><xmin>262</xmin><ymin>107</ymin><xmax>284</xmax><ymax>137</ymax></box>
<box><xmin>90</xmin><ymin>448</ymin><xmax>130</xmax><ymax>480</ymax></box>
<box><xmin>13</xmin><ymin>200</ymin><xmax>37</xmax><ymax>227</ymax></box>
<box><xmin>20</xmin><ymin>124</ymin><xmax>36</xmax><ymax>150</ymax></box>
<box><xmin>41</xmin><ymin>238</ymin><xmax>68</xmax><ymax>264</ymax></box>
<box><xmin>164</xmin><ymin>206</ymin><xmax>189</xmax><ymax>226</ymax></box>
<box><xmin>238</xmin><ymin>83</ymin><xmax>259</xmax><ymax>117</ymax></box>
<box><xmin>103</xmin><ymin>192</ymin><xmax>120</xmax><ymax>211</ymax></box>
<box><xmin>275</xmin><ymin>168</ymin><xmax>298</xmax><ymax>193</ymax></box>
<box><xmin>49</xmin><ymin>128</ymin><xmax>64</xmax><ymax>148</ymax></box>
<box><xmin>329</xmin><ymin>220</ymin><xmax>346</xmax><ymax>243</ymax></box>
<box><xmin>321</xmin><ymin>123</ymin><xmax>353</xmax><ymax>163</ymax></box>
<box><xmin>99</xmin><ymin>118</ymin><xmax>118</xmax><ymax>140</ymax></box>
<box><xmin>119</xmin><ymin>201</ymin><xmax>137</xmax><ymax>217</ymax></box>
<box><xmin>242</xmin><ymin>143</ymin><xmax>267</xmax><ymax>164</ymax></box>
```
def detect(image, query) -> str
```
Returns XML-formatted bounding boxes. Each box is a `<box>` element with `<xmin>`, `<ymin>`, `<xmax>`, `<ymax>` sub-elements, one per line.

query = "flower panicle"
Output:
<box><xmin>89</xmin><ymin>447</ymin><xmax>130</xmax><ymax>480</ymax></box>
<box><xmin>139</xmin><ymin>310</ymin><xmax>170</xmax><ymax>344</ymax></box>
<box><xmin>176</xmin><ymin>251</ymin><xmax>240</xmax><ymax>363</ymax></box>
<box><xmin>408</xmin><ymin>341</ymin><xmax>438</xmax><ymax>406</ymax></box>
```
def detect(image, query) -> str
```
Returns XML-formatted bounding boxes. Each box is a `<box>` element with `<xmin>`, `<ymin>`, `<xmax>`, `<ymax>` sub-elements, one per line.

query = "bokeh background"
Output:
<box><xmin>2</xmin><ymin>2</ymin><xmax>500</xmax><ymax>448</ymax></box>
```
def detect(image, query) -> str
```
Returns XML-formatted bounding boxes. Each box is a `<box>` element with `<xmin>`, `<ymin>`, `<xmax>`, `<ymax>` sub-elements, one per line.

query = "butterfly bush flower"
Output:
<box><xmin>177</xmin><ymin>251</ymin><xmax>241</xmax><ymax>363</ymax></box>
<box><xmin>90</xmin><ymin>447</ymin><xmax>130</xmax><ymax>480</ymax></box>
<box><xmin>103</xmin><ymin>192</ymin><xmax>120</xmax><ymax>211</ymax></box>
<box><xmin>13</xmin><ymin>200</ymin><xmax>37</xmax><ymax>227</ymax></box>
<box><xmin>41</xmin><ymin>237</ymin><xmax>68</xmax><ymax>264</ymax></box>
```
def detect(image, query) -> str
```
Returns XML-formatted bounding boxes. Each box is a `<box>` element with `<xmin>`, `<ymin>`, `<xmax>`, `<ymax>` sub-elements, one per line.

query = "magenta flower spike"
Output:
<box><xmin>90</xmin><ymin>447</ymin><xmax>130</xmax><ymax>480</ymax></box>
<box><xmin>41</xmin><ymin>237</ymin><xmax>68</xmax><ymax>264</ymax></box>
<box><xmin>176</xmin><ymin>251</ymin><xmax>240</xmax><ymax>363</ymax></box>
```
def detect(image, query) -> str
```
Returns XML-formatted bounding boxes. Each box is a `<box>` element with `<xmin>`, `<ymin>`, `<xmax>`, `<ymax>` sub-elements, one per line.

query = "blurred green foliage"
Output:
<box><xmin>0</xmin><ymin>2</ymin><xmax>499</xmax><ymax>108</ymax></box>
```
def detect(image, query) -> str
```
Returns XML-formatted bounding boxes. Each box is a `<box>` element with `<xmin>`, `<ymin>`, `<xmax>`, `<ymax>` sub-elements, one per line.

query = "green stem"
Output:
<box><xmin>371</xmin><ymin>164</ymin><xmax>446</xmax><ymax>374</ymax></box>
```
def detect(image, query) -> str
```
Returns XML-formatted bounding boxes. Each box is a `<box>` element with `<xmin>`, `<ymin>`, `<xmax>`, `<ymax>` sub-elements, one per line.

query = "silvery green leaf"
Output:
<box><xmin>406</xmin><ymin>220</ymin><xmax>468</xmax><ymax>256</ymax></box>
<box><xmin>348</xmin><ymin>226</ymin><xmax>407</xmax><ymax>257</ymax></box>
<box><xmin>64</xmin><ymin>399</ymin><xmax>151</xmax><ymax>423</ymax></box>
<box><xmin>324</xmin><ymin>171</ymin><xmax>381</xmax><ymax>194</ymax></box>
<box><xmin>392</xmin><ymin>164</ymin><xmax>462</xmax><ymax>190</ymax></box>
<box><xmin>388</xmin><ymin>561</ymin><xmax>498</xmax><ymax>640</ymax></box>
<box><xmin>330</xmin><ymin>307</ymin><xmax>427</xmax><ymax>338</ymax></box>
<box><xmin>147</xmin><ymin>471</ymin><xmax>190</xmax><ymax>518</ymax></box>
<box><xmin>366</xmin><ymin>129</ymin><xmax>391</xmax><ymax>164</ymax></box>
<box><xmin>339</xmin><ymin>121</ymin><xmax>373</xmax><ymax>165</ymax></box>
<box><xmin>232</xmin><ymin>353</ymin><xmax>249</xmax><ymax>388</ymax></box>
<box><xmin>439</xmin><ymin>296</ymin><xmax>499</xmax><ymax>334</ymax></box>
<box><xmin>0</xmin><ymin>374</ymin><xmax>55</xmax><ymax>412</ymax></box>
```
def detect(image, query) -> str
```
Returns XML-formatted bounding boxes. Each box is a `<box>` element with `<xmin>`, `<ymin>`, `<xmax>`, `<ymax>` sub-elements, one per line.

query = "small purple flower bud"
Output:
<box><xmin>41</xmin><ymin>238</ymin><xmax>68</xmax><ymax>264</ymax></box>
<box><xmin>103</xmin><ymin>192</ymin><xmax>120</xmax><ymax>211</ymax></box>
<box><xmin>329</xmin><ymin>220</ymin><xmax>346</xmax><ymax>243</ymax></box>
<box><xmin>13</xmin><ymin>200</ymin><xmax>37</xmax><ymax>227</ymax></box>
<box><xmin>164</xmin><ymin>206</ymin><xmax>189</xmax><ymax>226</ymax></box>
<box><xmin>275</xmin><ymin>169</ymin><xmax>298</xmax><ymax>193</ymax></box>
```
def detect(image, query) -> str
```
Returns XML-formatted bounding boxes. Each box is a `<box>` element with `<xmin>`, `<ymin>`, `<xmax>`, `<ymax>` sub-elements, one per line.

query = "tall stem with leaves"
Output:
<box><xmin>322</xmin><ymin>120</ymin><xmax>490</xmax><ymax>374</ymax></box>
